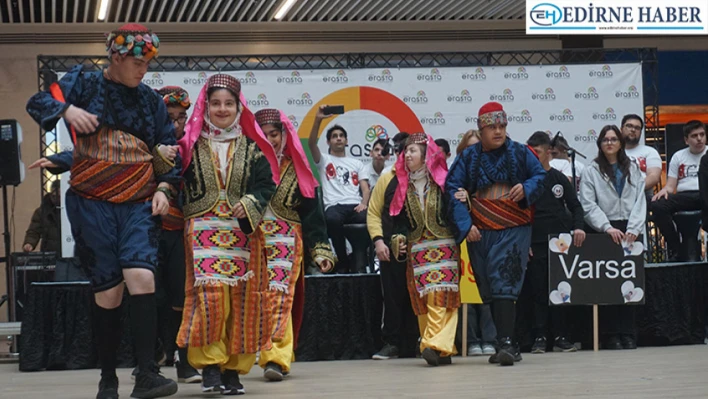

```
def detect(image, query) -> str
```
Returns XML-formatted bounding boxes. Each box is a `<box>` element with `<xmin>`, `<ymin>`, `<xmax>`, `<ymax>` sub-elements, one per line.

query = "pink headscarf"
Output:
<box><xmin>278</xmin><ymin>111</ymin><xmax>318</xmax><ymax>198</ymax></box>
<box><xmin>390</xmin><ymin>133</ymin><xmax>448</xmax><ymax>216</ymax></box>
<box><xmin>177</xmin><ymin>76</ymin><xmax>280</xmax><ymax>185</ymax></box>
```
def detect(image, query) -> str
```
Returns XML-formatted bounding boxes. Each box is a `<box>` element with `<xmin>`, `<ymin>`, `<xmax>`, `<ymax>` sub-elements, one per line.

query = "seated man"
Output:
<box><xmin>362</xmin><ymin>138</ymin><xmax>390</xmax><ymax>191</ymax></box>
<box><xmin>23</xmin><ymin>180</ymin><xmax>61</xmax><ymax>254</ymax></box>
<box><xmin>308</xmin><ymin>105</ymin><xmax>370</xmax><ymax>274</ymax></box>
<box><xmin>621</xmin><ymin>113</ymin><xmax>662</xmax><ymax>198</ymax></box>
<box><xmin>651</xmin><ymin>120</ymin><xmax>706</xmax><ymax>261</ymax></box>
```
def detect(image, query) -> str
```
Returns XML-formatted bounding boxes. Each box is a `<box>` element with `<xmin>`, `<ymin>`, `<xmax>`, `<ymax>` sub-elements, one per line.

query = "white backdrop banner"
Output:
<box><xmin>55</xmin><ymin>63</ymin><xmax>644</xmax><ymax>256</ymax></box>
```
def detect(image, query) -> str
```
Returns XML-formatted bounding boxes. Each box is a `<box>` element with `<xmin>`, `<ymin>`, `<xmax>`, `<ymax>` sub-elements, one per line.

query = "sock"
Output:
<box><xmin>95</xmin><ymin>304</ymin><xmax>123</xmax><ymax>378</ymax></box>
<box><xmin>130</xmin><ymin>293</ymin><xmax>158</xmax><ymax>373</ymax></box>
<box><xmin>492</xmin><ymin>299</ymin><xmax>516</xmax><ymax>341</ymax></box>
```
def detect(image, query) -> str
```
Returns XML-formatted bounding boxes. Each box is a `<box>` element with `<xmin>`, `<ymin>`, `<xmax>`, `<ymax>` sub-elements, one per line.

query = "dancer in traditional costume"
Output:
<box><xmin>254</xmin><ymin>108</ymin><xmax>335</xmax><ymax>381</ymax></box>
<box><xmin>176</xmin><ymin>74</ymin><xmax>280</xmax><ymax>395</ymax></box>
<box><xmin>446</xmin><ymin>102</ymin><xmax>546</xmax><ymax>366</ymax></box>
<box><xmin>26</xmin><ymin>24</ymin><xmax>179</xmax><ymax>399</ymax></box>
<box><xmin>152</xmin><ymin>86</ymin><xmax>201</xmax><ymax>383</ymax></box>
<box><xmin>377</xmin><ymin>133</ymin><xmax>460</xmax><ymax>367</ymax></box>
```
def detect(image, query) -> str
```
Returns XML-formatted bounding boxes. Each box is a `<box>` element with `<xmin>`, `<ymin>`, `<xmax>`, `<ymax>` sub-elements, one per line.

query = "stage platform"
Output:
<box><xmin>1</xmin><ymin>346</ymin><xmax>706</xmax><ymax>398</ymax></box>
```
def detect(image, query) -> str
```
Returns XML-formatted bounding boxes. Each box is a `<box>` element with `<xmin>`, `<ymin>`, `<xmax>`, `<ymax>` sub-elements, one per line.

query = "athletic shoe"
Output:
<box><xmin>96</xmin><ymin>374</ymin><xmax>119</xmax><ymax>399</ymax></box>
<box><xmin>263</xmin><ymin>362</ymin><xmax>284</xmax><ymax>382</ymax></box>
<box><xmin>130</xmin><ymin>366</ymin><xmax>178</xmax><ymax>399</ymax></box>
<box><xmin>531</xmin><ymin>337</ymin><xmax>547</xmax><ymax>354</ymax></box>
<box><xmin>467</xmin><ymin>344</ymin><xmax>483</xmax><ymax>356</ymax></box>
<box><xmin>421</xmin><ymin>348</ymin><xmax>440</xmax><ymax>366</ymax></box>
<box><xmin>482</xmin><ymin>344</ymin><xmax>496</xmax><ymax>355</ymax></box>
<box><xmin>221</xmin><ymin>370</ymin><xmax>245</xmax><ymax>396</ymax></box>
<box><xmin>201</xmin><ymin>365</ymin><xmax>224</xmax><ymax>393</ymax></box>
<box><xmin>621</xmin><ymin>335</ymin><xmax>637</xmax><ymax>350</ymax></box>
<box><xmin>605</xmin><ymin>335</ymin><xmax>622</xmax><ymax>350</ymax></box>
<box><xmin>553</xmin><ymin>337</ymin><xmax>577</xmax><ymax>352</ymax></box>
<box><xmin>372</xmin><ymin>343</ymin><xmax>399</xmax><ymax>360</ymax></box>
<box><xmin>176</xmin><ymin>361</ymin><xmax>202</xmax><ymax>384</ymax></box>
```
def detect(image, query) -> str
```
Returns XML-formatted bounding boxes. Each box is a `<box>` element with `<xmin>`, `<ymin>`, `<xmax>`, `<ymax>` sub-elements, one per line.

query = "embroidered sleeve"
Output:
<box><xmin>152</xmin><ymin>94</ymin><xmax>182</xmax><ymax>186</ymax></box>
<box><xmin>46</xmin><ymin>150</ymin><xmax>74</xmax><ymax>175</ymax></box>
<box><xmin>445</xmin><ymin>149</ymin><xmax>474</xmax><ymax>244</ymax></box>
<box><xmin>237</xmin><ymin>150</ymin><xmax>276</xmax><ymax>233</ymax></box>
<box><xmin>295</xmin><ymin>188</ymin><xmax>335</xmax><ymax>265</ymax></box>
<box><xmin>26</xmin><ymin>65</ymin><xmax>84</xmax><ymax>132</ymax></box>
<box><xmin>520</xmin><ymin>144</ymin><xmax>547</xmax><ymax>208</ymax></box>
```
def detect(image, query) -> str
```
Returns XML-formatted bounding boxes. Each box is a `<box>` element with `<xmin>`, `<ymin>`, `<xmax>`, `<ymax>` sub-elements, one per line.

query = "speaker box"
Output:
<box><xmin>0</xmin><ymin>119</ymin><xmax>25</xmax><ymax>186</ymax></box>
<box><xmin>665</xmin><ymin>123</ymin><xmax>687</xmax><ymax>164</ymax></box>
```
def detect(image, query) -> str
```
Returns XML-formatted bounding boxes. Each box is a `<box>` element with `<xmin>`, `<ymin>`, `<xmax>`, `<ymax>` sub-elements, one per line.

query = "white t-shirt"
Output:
<box><xmin>550</xmin><ymin>158</ymin><xmax>585</xmax><ymax>179</ymax></box>
<box><xmin>316</xmin><ymin>154</ymin><xmax>366</xmax><ymax>209</ymax></box>
<box><xmin>361</xmin><ymin>162</ymin><xmax>385</xmax><ymax>190</ymax></box>
<box><xmin>625</xmin><ymin>145</ymin><xmax>662</xmax><ymax>179</ymax></box>
<box><xmin>668</xmin><ymin>147</ymin><xmax>707</xmax><ymax>192</ymax></box>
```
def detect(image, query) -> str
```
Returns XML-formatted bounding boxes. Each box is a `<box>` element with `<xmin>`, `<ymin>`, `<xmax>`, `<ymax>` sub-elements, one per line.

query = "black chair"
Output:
<box><xmin>342</xmin><ymin>224</ymin><xmax>375</xmax><ymax>274</ymax></box>
<box><xmin>672</xmin><ymin>210</ymin><xmax>703</xmax><ymax>262</ymax></box>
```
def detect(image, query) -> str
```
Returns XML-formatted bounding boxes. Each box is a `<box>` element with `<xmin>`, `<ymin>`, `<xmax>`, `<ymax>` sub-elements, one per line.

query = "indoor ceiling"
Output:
<box><xmin>0</xmin><ymin>0</ymin><xmax>524</xmax><ymax>24</ymax></box>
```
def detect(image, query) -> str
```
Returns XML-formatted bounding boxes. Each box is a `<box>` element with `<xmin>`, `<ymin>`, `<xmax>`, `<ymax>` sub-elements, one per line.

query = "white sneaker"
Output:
<box><xmin>482</xmin><ymin>344</ymin><xmax>496</xmax><ymax>355</ymax></box>
<box><xmin>467</xmin><ymin>344</ymin><xmax>483</xmax><ymax>356</ymax></box>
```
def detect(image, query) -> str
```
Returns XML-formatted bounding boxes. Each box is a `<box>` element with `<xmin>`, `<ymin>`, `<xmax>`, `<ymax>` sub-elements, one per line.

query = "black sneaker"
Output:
<box><xmin>621</xmin><ymin>335</ymin><xmax>637</xmax><ymax>350</ymax></box>
<box><xmin>130</xmin><ymin>366</ymin><xmax>178</xmax><ymax>399</ymax></box>
<box><xmin>421</xmin><ymin>348</ymin><xmax>440</xmax><ymax>366</ymax></box>
<box><xmin>372</xmin><ymin>343</ymin><xmax>399</xmax><ymax>360</ymax></box>
<box><xmin>263</xmin><ymin>362</ymin><xmax>284</xmax><ymax>382</ymax></box>
<box><xmin>176</xmin><ymin>360</ymin><xmax>202</xmax><ymax>384</ymax></box>
<box><xmin>221</xmin><ymin>370</ymin><xmax>245</xmax><ymax>396</ymax></box>
<box><xmin>131</xmin><ymin>366</ymin><xmax>139</xmax><ymax>382</ymax></box>
<box><xmin>201</xmin><ymin>365</ymin><xmax>224</xmax><ymax>393</ymax></box>
<box><xmin>605</xmin><ymin>335</ymin><xmax>622</xmax><ymax>350</ymax></box>
<box><xmin>553</xmin><ymin>337</ymin><xmax>577</xmax><ymax>352</ymax></box>
<box><xmin>489</xmin><ymin>339</ymin><xmax>522</xmax><ymax>366</ymax></box>
<box><xmin>531</xmin><ymin>337</ymin><xmax>547</xmax><ymax>354</ymax></box>
<box><xmin>96</xmin><ymin>374</ymin><xmax>119</xmax><ymax>399</ymax></box>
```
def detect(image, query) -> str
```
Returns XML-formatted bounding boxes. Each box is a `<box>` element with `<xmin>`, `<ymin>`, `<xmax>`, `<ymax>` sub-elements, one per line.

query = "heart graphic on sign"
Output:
<box><xmin>549</xmin><ymin>233</ymin><xmax>572</xmax><ymax>254</ymax></box>
<box><xmin>621</xmin><ymin>281</ymin><xmax>644</xmax><ymax>303</ymax></box>
<box><xmin>549</xmin><ymin>281</ymin><xmax>572</xmax><ymax>304</ymax></box>
<box><xmin>622</xmin><ymin>240</ymin><xmax>644</xmax><ymax>257</ymax></box>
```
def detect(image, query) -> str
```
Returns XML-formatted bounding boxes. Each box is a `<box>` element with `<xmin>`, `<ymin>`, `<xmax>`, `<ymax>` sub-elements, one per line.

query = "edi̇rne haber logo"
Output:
<box><xmin>527</xmin><ymin>0</ymin><xmax>708</xmax><ymax>35</ymax></box>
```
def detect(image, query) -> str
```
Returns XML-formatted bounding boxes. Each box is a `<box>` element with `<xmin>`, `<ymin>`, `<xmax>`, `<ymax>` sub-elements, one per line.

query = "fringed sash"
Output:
<box><xmin>70</xmin><ymin>128</ymin><xmax>156</xmax><ymax>203</ymax></box>
<box><xmin>470</xmin><ymin>198</ymin><xmax>533</xmax><ymax>231</ymax></box>
<box><xmin>192</xmin><ymin>191</ymin><xmax>253</xmax><ymax>286</ymax></box>
<box><xmin>410</xmin><ymin>230</ymin><xmax>460</xmax><ymax>297</ymax></box>
<box><xmin>260</xmin><ymin>217</ymin><xmax>297</xmax><ymax>293</ymax></box>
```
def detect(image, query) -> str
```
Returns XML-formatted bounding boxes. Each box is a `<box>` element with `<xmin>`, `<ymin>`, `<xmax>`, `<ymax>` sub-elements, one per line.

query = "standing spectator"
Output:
<box><xmin>650</xmin><ymin>120</ymin><xmax>706</xmax><ymax>261</ymax></box>
<box><xmin>550</xmin><ymin>136</ymin><xmax>585</xmax><ymax>187</ymax></box>
<box><xmin>621</xmin><ymin>114</ymin><xmax>662</xmax><ymax>197</ymax></box>
<box><xmin>525</xmin><ymin>132</ymin><xmax>585</xmax><ymax>354</ymax></box>
<box><xmin>308</xmin><ymin>105</ymin><xmax>370</xmax><ymax>274</ymax></box>
<box><xmin>579</xmin><ymin>125</ymin><xmax>646</xmax><ymax>350</ymax></box>
<box><xmin>23</xmin><ymin>180</ymin><xmax>61</xmax><ymax>253</ymax></box>
<box><xmin>455</xmin><ymin>129</ymin><xmax>481</xmax><ymax>157</ymax></box>
<box><xmin>362</xmin><ymin>138</ymin><xmax>390</xmax><ymax>191</ymax></box>
<box><xmin>434</xmin><ymin>138</ymin><xmax>452</xmax><ymax>168</ymax></box>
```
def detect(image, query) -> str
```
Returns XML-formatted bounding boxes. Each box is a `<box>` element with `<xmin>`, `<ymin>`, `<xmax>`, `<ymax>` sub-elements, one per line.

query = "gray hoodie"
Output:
<box><xmin>579</xmin><ymin>160</ymin><xmax>646</xmax><ymax>236</ymax></box>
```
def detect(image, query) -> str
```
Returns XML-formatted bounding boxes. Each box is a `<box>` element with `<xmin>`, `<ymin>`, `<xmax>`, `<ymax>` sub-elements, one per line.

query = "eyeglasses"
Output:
<box><xmin>624</xmin><ymin>123</ymin><xmax>641</xmax><ymax>131</ymax></box>
<box><xmin>601</xmin><ymin>137</ymin><xmax>619</xmax><ymax>144</ymax></box>
<box><xmin>171</xmin><ymin>115</ymin><xmax>187</xmax><ymax>124</ymax></box>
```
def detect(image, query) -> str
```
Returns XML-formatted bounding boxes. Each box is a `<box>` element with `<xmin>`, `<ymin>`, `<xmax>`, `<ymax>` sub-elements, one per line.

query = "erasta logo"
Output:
<box><xmin>278</xmin><ymin>71</ymin><xmax>303</xmax><ymax>84</ymax></box>
<box><xmin>184</xmin><ymin>71</ymin><xmax>209</xmax><ymax>85</ymax></box>
<box><xmin>417</xmin><ymin>68</ymin><xmax>442</xmax><ymax>81</ymax></box>
<box><xmin>239</xmin><ymin>72</ymin><xmax>257</xmax><ymax>85</ymax></box>
<box><xmin>369</xmin><ymin>69</ymin><xmax>393</xmax><ymax>82</ymax></box>
<box><xmin>462</xmin><ymin>67</ymin><xmax>486</xmax><ymax>80</ymax></box>
<box><xmin>142</xmin><ymin>72</ymin><xmax>163</xmax><ymax>86</ymax></box>
<box><xmin>504</xmin><ymin>66</ymin><xmax>529</xmax><ymax>80</ymax></box>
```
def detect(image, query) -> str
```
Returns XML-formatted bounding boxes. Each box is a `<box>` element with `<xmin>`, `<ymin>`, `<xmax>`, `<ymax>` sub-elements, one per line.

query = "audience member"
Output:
<box><xmin>23</xmin><ymin>180</ymin><xmax>61</xmax><ymax>254</ymax></box>
<box><xmin>434</xmin><ymin>138</ymin><xmax>452</xmax><ymax>168</ymax></box>
<box><xmin>579</xmin><ymin>124</ymin><xmax>646</xmax><ymax>350</ymax></box>
<box><xmin>308</xmin><ymin>105</ymin><xmax>370</xmax><ymax>274</ymax></box>
<box><xmin>621</xmin><ymin>113</ymin><xmax>662</xmax><ymax>196</ymax></box>
<box><xmin>550</xmin><ymin>136</ymin><xmax>585</xmax><ymax>187</ymax></box>
<box><xmin>362</xmin><ymin>138</ymin><xmax>390</xmax><ymax>190</ymax></box>
<box><xmin>456</xmin><ymin>129</ymin><xmax>481</xmax><ymax>156</ymax></box>
<box><xmin>525</xmin><ymin>131</ymin><xmax>585</xmax><ymax>354</ymax></box>
<box><xmin>650</xmin><ymin>120</ymin><xmax>706</xmax><ymax>261</ymax></box>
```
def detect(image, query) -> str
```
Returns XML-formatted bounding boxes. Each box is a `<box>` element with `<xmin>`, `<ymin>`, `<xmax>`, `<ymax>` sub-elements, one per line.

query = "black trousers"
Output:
<box><xmin>379</xmin><ymin>258</ymin><xmax>419</xmax><ymax>357</ymax></box>
<box><xmin>589</xmin><ymin>220</ymin><xmax>638</xmax><ymax>339</ymax></box>
<box><xmin>524</xmin><ymin>242</ymin><xmax>571</xmax><ymax>339</ymax></box>
<box><xmin>650</xmin><ymin>191</ymin><xmax>701</xmax><ymax>255</ymax></box>
<box><xmin>325</xmin><ymin>204</ymin><xmax>367</xmax><ymax>273</ymax></box>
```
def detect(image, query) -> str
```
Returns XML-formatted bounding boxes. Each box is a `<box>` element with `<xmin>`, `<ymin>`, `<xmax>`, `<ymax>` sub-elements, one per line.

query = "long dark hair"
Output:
<box><xmin>595</xmin><ymin>124</ymin><xmax>632</xmax><ymax>185</ymax></box>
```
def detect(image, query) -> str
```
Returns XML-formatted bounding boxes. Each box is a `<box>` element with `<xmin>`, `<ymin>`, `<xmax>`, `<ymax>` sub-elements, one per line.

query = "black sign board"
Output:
<box><xmin>548</xmin><ymin>233</ymin><xmax>645</xmax><ymax>305</ymax></box>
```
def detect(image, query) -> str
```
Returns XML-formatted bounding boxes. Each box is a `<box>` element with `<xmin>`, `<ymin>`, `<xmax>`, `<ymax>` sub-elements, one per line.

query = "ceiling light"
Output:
<box><xmin>98</xmin><ymin>0</ymin><xmax>110</xmax><ymax>21</ymax></box>
<box><xmin>274</xmin><ymin>0</ymin><xmax>297</xmax><ymax>20</ymax></box>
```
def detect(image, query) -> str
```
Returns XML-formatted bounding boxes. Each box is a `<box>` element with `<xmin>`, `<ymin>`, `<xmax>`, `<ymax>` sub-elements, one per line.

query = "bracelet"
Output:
<box><xmin>155</xmin><ymin>187</ymin><xmax>173</xmax><ymax>200</ymax></box>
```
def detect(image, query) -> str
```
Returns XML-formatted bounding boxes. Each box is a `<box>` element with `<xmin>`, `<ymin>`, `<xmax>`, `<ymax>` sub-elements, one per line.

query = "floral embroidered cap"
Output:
<box><xmin>477</xmin><ymin>101</ymin><xmax>507</xmax><ymax>130</ymax></box>
<box><xmin>156</xmin><ymin>86</ymin><xmax>191</xmax><ymax>109</ymax></box>
<box><xmin>106</xmin><ymin>23</ymin><xmax>159</xmax><ymax>61</ymax></box>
